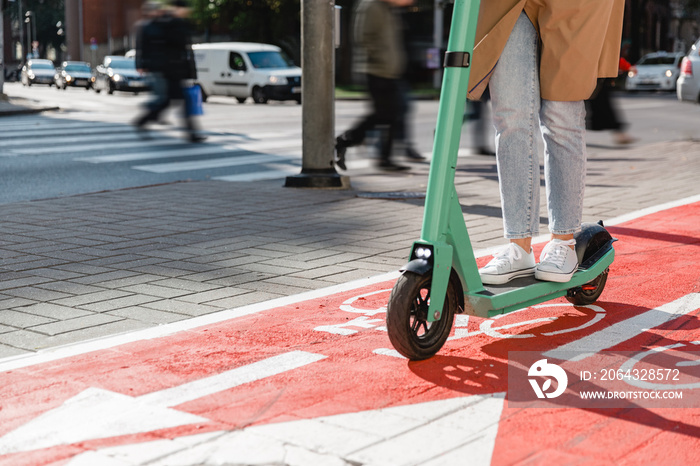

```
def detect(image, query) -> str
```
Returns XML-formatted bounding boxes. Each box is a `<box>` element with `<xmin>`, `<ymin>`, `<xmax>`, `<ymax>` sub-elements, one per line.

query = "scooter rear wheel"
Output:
<box><xmin>566</xmin><ymin>268</ymin><xmax>609</xmax><ymax>305</ymax></box>
<box><xmin>386</xmin><ymin>271</ymin><xmax>457</xmax><ymax>360</ymax></box>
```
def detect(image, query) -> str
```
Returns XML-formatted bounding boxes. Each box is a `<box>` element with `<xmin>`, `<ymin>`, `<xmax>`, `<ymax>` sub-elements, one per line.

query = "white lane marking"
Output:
<box><xmin>0</xmin><ymin>351</ymin><xmax>326</xmax><ymax>455</ymax></box>
<box><xmin>604</xmin><ymin>193</ymin><xmax>700</xmax><ymax>226</ymax></box>
<box><xmin>65</xmin><ymin>393</ymin><xmax>505</xmax><ymax>466</ymax></box>
<box><xmin>544</xmin><ymin>293</ymin><xmax>700</xmax><ymax>361</ymax></box>
<box><xmin>139</xmin><ymin>350</ymin><xmax>325</xmax><ymax>407</ymax></box>
<box><xmin>133</xmin><ymin>153</ymin><xmax>299</xmax><ymax>173</ymax></box>
<box><xmin>11</xmin><ymin>137</ymin><xmax>183</xmax><ymax>154</ymax></box>
<box><xmin>77</xmin><ymin>141</ymin><xmax>300</xmax><ymax>164</ymax></box>
<box><xmin>76</xmin><ymin>145</ymin><xmax>236</xmax><ymax>163</ymax></box>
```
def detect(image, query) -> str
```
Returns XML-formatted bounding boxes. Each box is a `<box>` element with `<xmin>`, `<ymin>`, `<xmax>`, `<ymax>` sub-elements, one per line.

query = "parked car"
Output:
<box><xmin>192</xmin><ymin>42</ymin><xmax>302</xmax><ymax>104</ymax></box>
<box><xmin>677</xmin><ymin>38</ymin><xmax>700</xmax><ymax>103</ymax></box>
<box><xmin>20</xmin><ymin>59</ymin><xmax>56</xmax><ymax>87</ymax></box>
<box><xmin>54</xmin><ymin>61</ymin><xmax>94</xmax><ymax>90</ymax></box>
<box><xmin>94</xmin><ymin>56</ymin><xmax>150</xmax><ymax>94</ymax></box>
<box><xmin>625</xmin><ymin>51</ymin><xmax>684</xmax><ymax>92</ymax></box>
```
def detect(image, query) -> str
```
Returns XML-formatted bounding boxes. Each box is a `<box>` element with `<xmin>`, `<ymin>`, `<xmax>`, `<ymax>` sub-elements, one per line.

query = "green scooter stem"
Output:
<box><xmin>419</xmin><ymin>0</ymin><xmax>482</xmax><ymax>321</ymax></box>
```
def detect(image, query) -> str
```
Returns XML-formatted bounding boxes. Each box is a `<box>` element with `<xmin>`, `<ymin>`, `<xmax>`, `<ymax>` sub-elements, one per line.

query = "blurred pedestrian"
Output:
<box><xmin>394</xmin><ymin>8</ymin><xmax>426</xmax><ymax>162</ymax></box>
<box><xmin>134</xmin><ymin>0</ymin><xmax>204</xmax><ymax>143</ymax></box>
<box><xmin>463</xmin><ymin>86</ymin><xmax>494</xmax><ymax>156</ymax></box>
<box><xmin>335</xmin><ymin>0</ymin><xmax>415</xmax><ymax>172</ymax></box>
<box><xmin>585</xmin><ymin>43</ymin><xmax>636</xmax><ymax>145</ymax></box>
<box><xmin>469</xmin><ymin>2</ymin><xmax>624</xmax><ymax>284</ymax></box>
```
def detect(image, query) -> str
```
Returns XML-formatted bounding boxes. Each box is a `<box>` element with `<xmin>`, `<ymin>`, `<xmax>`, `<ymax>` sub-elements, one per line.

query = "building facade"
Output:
<box><xmin>65</xmin><ymin>0</ymin><xmax>142</xmax><ymax>65</ymax></box>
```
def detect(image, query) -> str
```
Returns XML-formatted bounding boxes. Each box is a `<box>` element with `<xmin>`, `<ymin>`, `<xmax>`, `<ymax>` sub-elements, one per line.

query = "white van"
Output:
<box><xmin>192</xmin><ymin>42</ymin><xmax>302</xmax><ymax>104</ymax></box>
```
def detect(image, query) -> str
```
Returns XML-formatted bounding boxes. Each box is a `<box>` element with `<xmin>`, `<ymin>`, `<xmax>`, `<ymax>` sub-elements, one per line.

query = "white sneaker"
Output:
<box><xmin>479</xmin><ymin>243</ymin><xmax>536</xmax><ymax>285</ymax></box>
<box><xmin>535</xmin><ymin>239</ymin><xmax>579</xmax><ymax>283</ymax></box>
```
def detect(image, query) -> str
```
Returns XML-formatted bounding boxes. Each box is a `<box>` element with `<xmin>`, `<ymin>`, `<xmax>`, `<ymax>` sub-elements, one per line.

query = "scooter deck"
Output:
<box><xmin>464</xmin><ymin>248</ymin><xmax>614</xmax><ymax>318</ymax></box>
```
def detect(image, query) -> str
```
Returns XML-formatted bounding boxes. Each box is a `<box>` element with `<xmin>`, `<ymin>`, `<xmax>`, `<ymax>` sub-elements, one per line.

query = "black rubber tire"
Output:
<box><xmin>252</xmin><ymin>87</ymin><xmax>268</xmax><ymax>104</ymax></box>
<box><xmin>236</xmin><ymin>97</ymin><xmax>246</xmax><ymax>104</ymax></box>
<box><xmin>386</xmin><ymin>271</ymin><xmax>457</xmax><ymax>360</ymax></box>
<box><xmin>566</xmin><ymin>268</ymin><xmax>608</xmax><ymax>306</ymax></box>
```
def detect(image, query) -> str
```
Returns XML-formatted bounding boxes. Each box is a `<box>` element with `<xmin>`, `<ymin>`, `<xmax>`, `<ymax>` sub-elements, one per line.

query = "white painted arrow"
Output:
<box><xmin>66</xmin><ymin>393</ymin><xmax>506</xmax><ymax>466</ymax></box>
<box><xmin>0</xmin><ymin>350</ymin><xmax>326</xmax><ymax>455</ymax></box>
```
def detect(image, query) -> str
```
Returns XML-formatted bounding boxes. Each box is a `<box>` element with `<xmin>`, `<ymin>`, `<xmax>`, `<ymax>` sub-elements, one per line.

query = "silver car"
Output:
<box><xmin>677</xmin><ymin>39</ymin><xmax>700</xmax><ymax>103</ymax></box>
<box><xmin>21</xmin><ymin>59</ymin><xmax>56</xmax><ymax>87</ymax></box>
<box><xmin>625</xmin><ymin>51</ymin><xmax>683</xmax><ymax>92</ymax></box>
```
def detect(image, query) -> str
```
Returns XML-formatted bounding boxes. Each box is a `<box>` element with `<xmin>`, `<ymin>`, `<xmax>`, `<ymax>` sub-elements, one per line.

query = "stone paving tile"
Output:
<box><xmin>0</xmin><ymin>321</ymin><xmax>151</xmax><ymax>352</ymax></box>
<box><xmin>0</xmin><ymin>276</ymin><xmax>53</xmax><ymax>291</ymax></box>
<box><xmin>51</xmin><ymin>290</ymin><xmax>133</xmax><ymax>308</ymax></box>
<box><xmin>143</xmin><ymin>300</ymin><xmax>224</xmax><ymax>317</ymax></box>
<box><xmin>120</xmin><ymin>284</ymin><xmax>194</xmax><ymax>299</ymax></box>
<box><xmin>17</xmin><ymin>303</ymin><xmax>94</xmax><ymax>320</ymax></box>
<box><xmin>27</xmin><ymin>268</ymin><xmax>86</xmax><ymax>281</ymax></box>
<box><xmin>241</xmin><ymin>263</ymin><xmax>306</xmax><ymax>275</ymax></box>
<box><xmin>288</xmin><ymin>265</ymin><xmax>356</xmax><ymax>280</ymax></box>
<box><xmin>0</xmin><ymin>297</ymin><xmax>37</xmax><ymax>310</ymax></box>
<box><xmin>206</xmin><ymin>291</ymin><xmax>283</xmax><ymax>309</ymax></box>
<box><xmin>69</xmin><ymin>270</ymin><xmax>142</xmax><ymax>285</ymax></box>
<box><xmin>0</xmin><ymin>343</ymin><xmax>28</xmax><ymax>359</ymax></box>
<box><xmin>34</xmin><ymin>281</ymin><xmax>106</xmax><ymax>295</ymax></box>
<box><xmin>175</xmin><ymin>287</ymin><xmax>253</xmax><ymax>305</ymax></box>
<box><xmin>30</xmin><ymin>313</ymin><xmax>125</xmax><ymax>336</ymax></box>
<box><xmin>79</xmin><ymin>294</ymin><xmax>162</xmax><ymax>313</ymax></box>
<box><xmin>149</xmin><ymin>278</ymin><xmax>222</xmax><ymax>293</ymax></box>
<box><xmin>0</xmin><ymin>309</ymin><xmax>55</xmax><ymax>327</ymax></box>
<box><xmin>87</xmin><ymin>273</ymin><xmax>163</xmax><ymax>289</ymax></box>
<box><xmin>107</xmin><ymin>306</ymin><xmax>187</xmax><ymax>324</ymax></box>
<box><xmin>263</xmin><ymin>276</ymin><xmax>336</xmax><ymax>290</ymax></box>
<box><xmin>2</xmin><ymin>287</ymin><xmax>73</xmax><ymax>302</ymax></box>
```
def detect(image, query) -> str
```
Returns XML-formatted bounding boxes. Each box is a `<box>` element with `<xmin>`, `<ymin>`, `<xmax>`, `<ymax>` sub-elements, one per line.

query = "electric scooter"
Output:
<box><xmin>385</xmin><ymin>0</ymin><xmax>616</xmax><ymax>360</ymax></box>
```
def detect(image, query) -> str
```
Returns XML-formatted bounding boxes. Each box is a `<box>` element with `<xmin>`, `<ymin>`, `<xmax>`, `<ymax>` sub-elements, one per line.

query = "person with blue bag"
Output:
<box><xmin>134</xmin><ymin>0</ymin><xmax>205</xmax><ymax>143</ymax></box>
<box><xmin>470</xmin><ymin>0</ymin><xmax>625</xmax><ymax>284</ymax></box>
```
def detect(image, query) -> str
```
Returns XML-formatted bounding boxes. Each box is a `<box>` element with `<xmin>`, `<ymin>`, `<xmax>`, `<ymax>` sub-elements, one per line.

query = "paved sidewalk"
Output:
<box><xmin>0</xmin><ymin>96</ymin><xmax>699</xmax><ymax>359</ymax></box>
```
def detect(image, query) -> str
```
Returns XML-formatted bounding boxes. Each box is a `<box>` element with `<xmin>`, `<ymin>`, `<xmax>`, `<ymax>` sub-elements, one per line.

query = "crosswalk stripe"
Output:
<box><xmin>0</xmin><ymin>116</ymin><xmax>305</xmax><ymax>182</ymax></box>
<box><xmin>133</xmin><ymin>153</ymin><xmax>299</xmax><ymax>173</ymax></box>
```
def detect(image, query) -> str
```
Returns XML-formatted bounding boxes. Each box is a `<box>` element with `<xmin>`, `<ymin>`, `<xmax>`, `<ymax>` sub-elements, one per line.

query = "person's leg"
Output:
<box><xmin>335</xmin><ymin>75</ymin><xmax>379</xmax><ymax>169</ymax></box>
<box><xmin>490</xmin><ymin>12</ymin><xmax>540</xmax><ymax>243</ymax></box>
<box><xmin>534</xmin><ymin>99</ymin><xmax>586</xmax><ymax>282</ymax></box>
<box><xmin>540</xmin><ymin>99</ymin><xmax>587</xmax><ymax>239</ymax></box>
<box><xmin>479</xmin><ymin>12</ymin><xmax>539</xmax><ymax>284</ymax></box>
<box><xmin>135</xmin><ymin>72</ymin><xmax>169</xmax><ymax>128</ymax></box>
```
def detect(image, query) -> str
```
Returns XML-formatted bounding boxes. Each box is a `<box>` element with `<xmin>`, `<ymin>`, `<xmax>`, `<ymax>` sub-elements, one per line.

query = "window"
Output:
<box><xmin>229</xmin><ymin>53</ymin><xmax>246</xmax><ymax>71</ymax></box>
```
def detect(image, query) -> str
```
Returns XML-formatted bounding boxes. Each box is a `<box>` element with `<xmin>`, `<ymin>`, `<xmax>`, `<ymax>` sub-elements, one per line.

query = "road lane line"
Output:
<box><xmin>132</xmin><ymin>153</ymin><xmax>299</xmax><ymax>173</ymax></box>
<box><xmin>139</xmin><ymin>350</ymin><xmax>327</xmax><ymax>407</ymax></box>
<box><xmin>544</xmin><ymin>293</ymin><xmax>700</xmax><ymax>361</ymax></box>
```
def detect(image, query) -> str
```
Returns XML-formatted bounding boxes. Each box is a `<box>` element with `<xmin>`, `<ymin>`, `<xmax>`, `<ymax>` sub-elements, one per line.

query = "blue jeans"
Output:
<box><xmin>489</xmin><ymin>12</ymin><xmax>587</xmax><ymax>239</ymax></box>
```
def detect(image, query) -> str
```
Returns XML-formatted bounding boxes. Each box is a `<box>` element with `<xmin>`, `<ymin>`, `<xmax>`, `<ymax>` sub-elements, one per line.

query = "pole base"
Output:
<box><xmin>284</xmin><ymin>169</ymin><xmax>351</xmax><ymax>189</ymax></box>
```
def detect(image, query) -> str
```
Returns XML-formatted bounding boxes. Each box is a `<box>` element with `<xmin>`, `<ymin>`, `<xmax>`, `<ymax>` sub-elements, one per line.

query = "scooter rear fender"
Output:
<box><xmin>574</xmin><ymin>221</ymin><xmax>617</xmax><ymax>269</ymax></box>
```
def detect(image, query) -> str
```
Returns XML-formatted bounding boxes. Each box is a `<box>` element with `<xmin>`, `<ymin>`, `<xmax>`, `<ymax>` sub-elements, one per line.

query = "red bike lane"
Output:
<box><xmin>0</xmin><ymin>202</ymin><xmax>698</xmax><ymax>465</ymax></box>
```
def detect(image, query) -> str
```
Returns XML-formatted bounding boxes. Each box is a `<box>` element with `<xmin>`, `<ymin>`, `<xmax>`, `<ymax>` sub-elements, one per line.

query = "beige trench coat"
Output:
<box><xmin>467</xmin><ymin>0</ymin><xmax>625</xmax><ymax>101</ymax></box>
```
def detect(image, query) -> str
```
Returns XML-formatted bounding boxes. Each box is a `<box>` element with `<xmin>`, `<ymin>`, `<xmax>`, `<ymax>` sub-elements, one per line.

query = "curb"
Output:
<box><xmin>0</xmin><ymin>106</ymin><xmax>60</xmax><ymax>117</ymax></box>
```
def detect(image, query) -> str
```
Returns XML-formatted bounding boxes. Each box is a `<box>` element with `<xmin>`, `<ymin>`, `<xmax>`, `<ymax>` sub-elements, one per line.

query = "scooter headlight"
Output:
<box><xmin>415</xmin><ymin>247</ymin><xmax>432</xmax><ymax>259</ymax></box>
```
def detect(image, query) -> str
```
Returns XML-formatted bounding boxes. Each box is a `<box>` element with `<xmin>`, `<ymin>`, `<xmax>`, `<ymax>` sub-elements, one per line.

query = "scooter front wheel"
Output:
<box><xmin>386</xmin><ymin>271</ymin><xmax>457</xmax><ymax>360</ymax></box>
